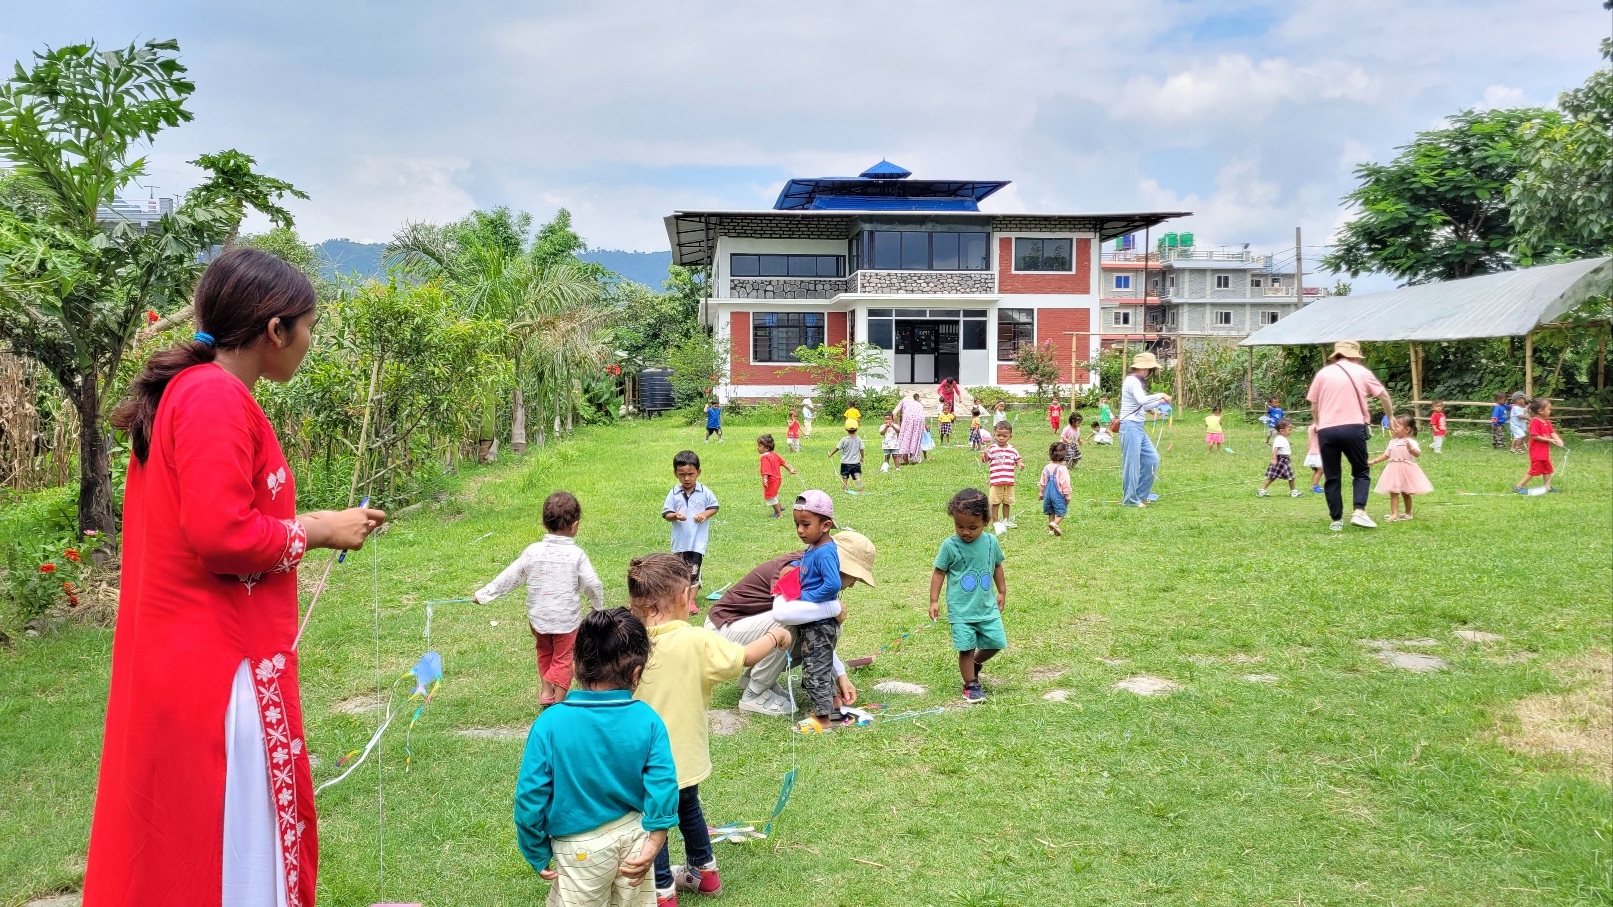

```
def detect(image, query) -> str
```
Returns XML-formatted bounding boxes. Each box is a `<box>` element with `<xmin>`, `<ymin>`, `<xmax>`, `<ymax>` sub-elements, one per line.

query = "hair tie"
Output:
<box><xmin>194</xmin><ymin>332</ymin><xmax>215</xmax><ymax>346</ymax></box>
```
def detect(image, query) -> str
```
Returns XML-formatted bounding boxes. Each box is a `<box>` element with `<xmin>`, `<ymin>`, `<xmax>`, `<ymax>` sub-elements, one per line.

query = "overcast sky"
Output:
<box><xmin>2</xmin><ymin>1</ymin><xmax>1608</xmax><ymax>288</ymax></box>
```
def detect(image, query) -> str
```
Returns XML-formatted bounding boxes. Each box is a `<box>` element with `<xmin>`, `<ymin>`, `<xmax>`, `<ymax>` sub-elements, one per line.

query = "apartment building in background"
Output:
<box><xmin>665</xmin><ymin>161</ymin><xmax>1188</xmax><ymax>398</ymax></box>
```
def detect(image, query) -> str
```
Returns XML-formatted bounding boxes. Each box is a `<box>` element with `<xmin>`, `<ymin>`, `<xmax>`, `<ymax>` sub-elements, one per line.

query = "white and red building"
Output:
<box><xmin>664</xmin><ymin>162</ymin><xmax>1187</xmax><ymax>399</ymax></box>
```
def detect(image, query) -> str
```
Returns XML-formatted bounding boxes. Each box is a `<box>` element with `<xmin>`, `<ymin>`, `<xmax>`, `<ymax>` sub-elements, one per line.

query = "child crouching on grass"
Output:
<box><xmin>627</xmin><ymin>553</ymin><xmax>793</xmax><ymax>905</ymax></box>
<box><xmin>515</xmin><ymin>608</ymin><xmax>678</xmax><ymax>907</ymax></box>
<box><xmin>476</xmin><ymin>491</ymin><xmax>605</xmax><ymax>706</ymax></box>
<box><xmin>930</xmin><ymin>489</ymin><xmax>1007</xmax><ymax>704</ymax></box>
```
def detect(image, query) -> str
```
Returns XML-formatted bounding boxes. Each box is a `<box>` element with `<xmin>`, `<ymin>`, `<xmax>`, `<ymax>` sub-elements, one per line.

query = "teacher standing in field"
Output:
<box><xmin>1307</xmin><ymin>340</ymin><xmax>1394</xmax><ymax>532</ymax></box>
<box><xmin>85</xmin><ymin>248</ymin><xmax>385</xmax><ymax>907</ymax></box>
<box><xmin>1117</xmin><ymin>352</ymin><xmax>1171</xmax><ymax>507</ymax></box>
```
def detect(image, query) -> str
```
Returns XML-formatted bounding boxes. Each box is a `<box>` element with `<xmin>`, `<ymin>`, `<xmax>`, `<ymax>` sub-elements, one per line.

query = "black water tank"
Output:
<box><xmin>638</xmin><ymin>368</ymin><xmax>675</xmax><ymax>413</ymax></box>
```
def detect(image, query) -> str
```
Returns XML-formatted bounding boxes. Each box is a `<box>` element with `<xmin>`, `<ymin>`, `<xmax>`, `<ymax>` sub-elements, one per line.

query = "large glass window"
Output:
<box><xmin>1014</xmin><ymin>238</ymin><xmax>1073</xmax><ymax>271</ymax></box>
<box><xmin>868</xmin><ymin>319</ymin><xmax>894</xmax><ymax>349</ymax></box>
<box><xmin>730</xmin><ymin>254</ymin><xmax>843</xmax><ymax>278</ymax></box>
<box><xmin>859</xmin><ymin>230</ymin><xmax>989</xmax><ymax>271</ymax></box>
<box><xmin>962</xmin><ymin>319</ymin><xmax>987</xmax><ymax>350</ymax></box>
<box><xmin>997</xmin><ymin>308</ymin><xmax>1035</xmax><ymax>360</ymax></box>
<box><xmin>752</xmin><ymin>312</ymin><xmax>826</xmax><ymax>363</ymax></box>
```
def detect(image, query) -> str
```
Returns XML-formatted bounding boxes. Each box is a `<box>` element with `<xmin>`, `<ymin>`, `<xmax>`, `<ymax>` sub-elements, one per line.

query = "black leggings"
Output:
<box><xmin>1318</xmin><ymin>424</ymin><xmax>1371</xmax><ymax>520</ymax></box>
<box><xmin>654</xmin><ymin>784</ymin><xmax>714</xmax><ymax>889</ymax></box>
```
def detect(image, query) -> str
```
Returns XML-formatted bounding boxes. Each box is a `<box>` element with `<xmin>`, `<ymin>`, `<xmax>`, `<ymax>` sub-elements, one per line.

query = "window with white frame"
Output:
<box><xmin>1213</xmin><ymin>310</ymin><xmax>1234</xmax><ymax>326</ymax></box>
<box><xmin>1250</xmin><ymin>276</ymin><xmax>1263</xmax><ymax>288</ymax></box>
<box><xmin>1112</xmin><ymin>309</ymin><xmax>1132</xmax><ymax>327</ymax></box>
<box><xmin>1166</xmin><ymin>308</ymin><xmax>1179</xmax><ymax>327</ymax></box>
<box><xmin>1215</xmin><ymin>274</ymin><xmax>1231</xmax><ymax>289</ymax></box>
<box><xmin>1013</xmin><ymin>238</ymin><xmax>1073</xmax><ymax>271</ymax></box>
<box><xmin>751</xmin><ymin>312</ymin><xmax>826</xmax><ymax>363</ymax></box>
<box><xmin>1260</xmin><ymin>310</ymin><xmax>1281</xmax><ymax>325</ymax></box>
<box><xmin>997</xmin><ymin>308</ymin><xmax>1035</xmax><ymax>359</ymax></box>
<box><xmin>1113</xmin><ymin>274</ymin><xmax>1132</xmax><ymax>290</ymax></box>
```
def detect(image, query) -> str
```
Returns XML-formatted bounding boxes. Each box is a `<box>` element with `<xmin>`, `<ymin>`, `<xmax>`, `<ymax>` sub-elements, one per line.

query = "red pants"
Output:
<box><xmin>532</xmin><ymin>626</ymin><xmax>577</xmax><ymax>700</ymax></box>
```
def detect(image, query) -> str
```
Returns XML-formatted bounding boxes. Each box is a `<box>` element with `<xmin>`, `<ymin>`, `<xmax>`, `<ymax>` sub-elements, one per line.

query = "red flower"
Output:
<box><xmin>83</xmin><ymin>530</ymin><xmax>98</xmax><ymax>537</ymax></box>
<box><xmin>39</xmin><ymin>563</ymin><xmax>56</xmax><ymax>573</ymax></box>
<box><xmin>64</xmin><ymin>549</ymin><xmax>81</xmax><ymax>562</ymax></box>
<box><xmin>147</xmin><ymin>309</ymin><xmax>158</xmax><ymax>323</ymax></box>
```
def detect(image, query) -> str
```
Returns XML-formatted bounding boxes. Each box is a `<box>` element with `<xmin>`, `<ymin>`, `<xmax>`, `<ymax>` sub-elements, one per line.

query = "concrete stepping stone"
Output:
<box><xmin>25</xmin><ymin>897</ymin><xmax>80</xmax><ymax>907</ymax></box>
<box><xmin>872</xmin><ymin>680</ymin><xmax>928</xmax><ymax>695</ymax></box>
<box><xmin>1398</xmin><ymin>638</ymin><xmax>1441</xmax><ymax>648</ymax></box>
<box><xmin>1240</xmin><ymin>674</ymin><xmax>1280</xmax><ymax>684</ymax></box>
<box><xmin>456</xmin><ymin>726</ymin><xmax>527</xmax><ymax>740</ymax></box>
<box><xmin>1115</xmin><ymin>675</ymin><xmax>1182</xmax><ymax>696</ymax></box>
<box><xmin>1455</xmin><ymin>630</ymin><xmax>1505</xmax><ymax>643</ymax></box>
<box><xmin>332</xmin><ymin>695</ymin><xmax>382</xmax><ymax>715</ymax></box>
<box><xmin>1374</xmin><ymin>651</ymin><xmax>1449</xmax><ymax>672</ymax></box>
<box><xmin>1041</xmin><ymin>689</ymin><xmax>1072</xmax><ymax>702</ymax></box>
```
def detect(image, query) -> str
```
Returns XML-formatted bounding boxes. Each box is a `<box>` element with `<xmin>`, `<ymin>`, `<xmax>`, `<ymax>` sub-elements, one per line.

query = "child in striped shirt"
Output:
<box><xmin>980</xmin><ymin>422</ymin><xmax>1025</xmax><ymax>533</ymax></box>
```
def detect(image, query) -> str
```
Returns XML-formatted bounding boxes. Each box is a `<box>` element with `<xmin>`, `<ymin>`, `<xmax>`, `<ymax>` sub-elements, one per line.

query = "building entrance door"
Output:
<box><xmin>894</xmin><ymin>320</ymin><xmax>960</xmax><ymax>384</ymax></box>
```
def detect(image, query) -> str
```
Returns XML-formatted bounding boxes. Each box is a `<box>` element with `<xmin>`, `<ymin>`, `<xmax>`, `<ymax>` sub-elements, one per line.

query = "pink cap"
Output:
<box><xmin>793</xmin><ymin>490</ymin><xmax>835</xmax><ymax>523</ymax></box>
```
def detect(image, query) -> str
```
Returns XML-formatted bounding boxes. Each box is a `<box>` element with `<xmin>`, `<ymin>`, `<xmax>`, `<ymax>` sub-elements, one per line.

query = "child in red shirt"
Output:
<box><xmin>1047</xmin><ymin>399</ymin><xmax>1064</xmax><ymax>435</ymax></box>
<box><xmin>786</xmin><ymin>410</ymin><xmax>802</xmax><ymax>452</ymax></box>
<box><xmin>1513</xmin><ymin>398</ymin><xmax>1564</xmax><ymax>493</ymax></box>
<box><xmin>1429</xmin><ymin>400</ymin><xmax>1448</xmax><ymax>453</ymax></box>
<box><xmin>757</xmin><ymin>434</ymin><xmax>798</xmax><ymax>517</ymax></box>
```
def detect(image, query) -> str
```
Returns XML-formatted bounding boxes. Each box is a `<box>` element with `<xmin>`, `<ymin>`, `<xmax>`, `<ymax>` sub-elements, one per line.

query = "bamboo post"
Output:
<box><xmin>1525</xmin><ymin>331</ymin><xmax>1534</xmax><ymax>396</ymax></box>
<box><xmin>1174</xmin><ymin>339</ymin><xmax>1186</xmax><ymax>408</ymax></box>
<box><xmin>1409</xmin><ymin>342</ymin><xmax>1421</xmax><ymax>424</ymax></box>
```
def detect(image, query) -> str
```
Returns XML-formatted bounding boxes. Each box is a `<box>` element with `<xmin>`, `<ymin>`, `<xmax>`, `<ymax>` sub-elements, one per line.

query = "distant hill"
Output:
<box><xmin>316</xmin><ymin>239</ymin><xmax>387</xmax><ymax>281</ymax></box>
<box><xmin>579</xmin><ymin>249</ymin><xmax>673</xmax><ymax>289</ymax></box>
<box><xmin>313</xmin><ymin>240</ymin><xmax>673</xmax><ymax>289</ymax></box>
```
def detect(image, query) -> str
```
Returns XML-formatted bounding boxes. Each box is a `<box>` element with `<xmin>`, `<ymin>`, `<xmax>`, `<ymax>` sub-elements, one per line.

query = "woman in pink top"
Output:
<box><xmin>1305</xmin><ymin>341</ymin><xmax>1394</xmax><ymax>532</ymax></box>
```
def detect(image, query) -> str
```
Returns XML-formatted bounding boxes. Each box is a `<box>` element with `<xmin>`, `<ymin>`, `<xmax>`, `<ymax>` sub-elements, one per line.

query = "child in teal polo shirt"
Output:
<box><xmin>515</xmin><ymin>608</ymin><xmax>679</xmax><ymax>906</ymax></box>
<box><xmin>929</xmin><ymin>488</ymin><xmax>1008</xmax><ymax>705</ymax></box>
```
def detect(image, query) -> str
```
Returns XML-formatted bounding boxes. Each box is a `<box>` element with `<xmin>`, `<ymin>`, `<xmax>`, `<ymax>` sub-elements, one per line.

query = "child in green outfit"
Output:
<box><xmin>928</xmin><ymin>488</ymin><xmax>1007</xmax><ymax>704</ymax></box>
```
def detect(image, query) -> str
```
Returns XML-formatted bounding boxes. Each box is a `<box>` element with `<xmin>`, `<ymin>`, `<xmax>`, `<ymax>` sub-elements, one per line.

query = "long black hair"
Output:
<box><xmin>111</xmin><ymin>248</ymin><xmax>316</xmax><ymax>463</ymax></box>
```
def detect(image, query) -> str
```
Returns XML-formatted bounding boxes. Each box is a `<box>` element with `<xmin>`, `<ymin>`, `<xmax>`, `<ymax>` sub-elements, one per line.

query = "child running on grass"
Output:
<box><xmin>830</xmin><ymin>423</ymin><xmax>865</xmax><ymax>493</ymax></box>
<box><xmin>1205</xmin><ymin>404</ymin><xmax>1225</xmax><ymax>452</ymax></box>
<box><xmin>767</xmin><ymin>491</ymin><xmax>845</xmax><ymax>733</ymax></box>
<box><xmin>1513</xmin><ymin>398</ymin><xmax>1564</xmax><ymax>494</ymax></box>
<box><xmin>756</xmin><ymin>434</ymin><xmax>797</xmax><ymax>519</ymax></box>
<box><xmin>1257</xmin><ymin>418</ymin><xmax>1301</xmax><ymax>497</ymax></box>
<box><xmin>703</xmin><ymin>398</ymin><xmax>722</xmax><ymax>444</ymax></box>
<box><xmin>929</xmin><ymin>489</ymin><xmax>1007</xmax><ymax>704</ymax></box>
<box><xmin>626</xmin><ymin>554</ymin><xmax>793</xmax><ymax>905</ymax></box>
<box><xmin>1429</xmin><ymin>401</ymin><xmax>1448</xmax><ymax>453</ymax></box>
<box><xmin>1038</xmin><ymin>442</ymin><xmax>1072</xmax><ymax>537</ymax></box>
<box><xmin>1372</xmin><ymin>414</ymin><xmax>1434</xmax><ymax>520</ymax></box>
<box><xmin>1304</xmin><ymin>423</ymin><xmax>1323</xmax><ymax>494</ymax></box>
<box><xmin>879</xmin><ymin>413</ymin><xmax>900</xmax><ymax>471</ymax></box>
<box><xmin>1060</xmin><ymin>412</ymin><xmax>1083</xmax><ymax>467</ymax></box>
<box><xmin>785</xmin><ymin>410</ymin><xmax>802</xmax><ymax>453</ymax></box>
<box><xmin>968</xmin><ymin>406</ymin><xmax>985</xmax><ymax>451</ymax></box>
<box><xmin>476</xmin><ymin>491</ymin><xmax>604</xmax><ymax>706</ymax></box>
<box><xmin>663</xmin><ymin>451</ymin><xmax>719</xmax><ymax>607</ymax></box>
<box><xmin>515</xmin><ymin>608</ymin><xmax>678</xmax><ymax>906</ymax></box>
<box><xmin>982</xmin><ymin>421</ymin><xmax>1025</xmax><ymax>532</ymax></box>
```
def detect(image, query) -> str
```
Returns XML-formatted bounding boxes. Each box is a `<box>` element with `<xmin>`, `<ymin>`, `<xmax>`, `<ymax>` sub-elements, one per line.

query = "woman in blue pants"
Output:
<box><xmin>1118</xmin><ymin>351</ymin><xmax>1171</xmax><ymax>507</ymax></box>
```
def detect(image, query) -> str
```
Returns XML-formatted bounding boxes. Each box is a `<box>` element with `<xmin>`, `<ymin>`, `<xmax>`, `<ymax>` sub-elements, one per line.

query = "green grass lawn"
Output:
<box><xmin>3</xmin><ymin>412</ymin><xmax>1610</xmax><ymax>907</ymax></box>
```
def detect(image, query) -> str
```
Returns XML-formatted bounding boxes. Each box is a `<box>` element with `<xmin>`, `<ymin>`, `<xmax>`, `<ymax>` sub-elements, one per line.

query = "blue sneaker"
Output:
<box><xmin>1312</xmin><ymin>484</ymin><xmax>1323</xmax><ymax>494</ymax></box>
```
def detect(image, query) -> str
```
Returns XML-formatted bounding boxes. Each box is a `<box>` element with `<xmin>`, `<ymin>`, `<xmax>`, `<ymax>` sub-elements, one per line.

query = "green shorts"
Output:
<box><xmin>949</xmin><ymin>614</ymin><xmax>1007</xmax><ymax>652</ymax></box>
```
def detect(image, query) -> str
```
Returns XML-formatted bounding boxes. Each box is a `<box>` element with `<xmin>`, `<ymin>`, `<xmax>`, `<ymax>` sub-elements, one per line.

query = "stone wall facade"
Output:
<box><xmin>714</xmin><ymin>214</ymin><xmax>853</xmax><ymax>240</ymax></box>
<box><xmin>729</xmin><ymin>278</ymin><xmax>850</xmax><ymax>299</ymax></box>
<box><xmin>852</xmin><ymin>271</ymin><xmax>996</xmax><ymax>294</ymax></box>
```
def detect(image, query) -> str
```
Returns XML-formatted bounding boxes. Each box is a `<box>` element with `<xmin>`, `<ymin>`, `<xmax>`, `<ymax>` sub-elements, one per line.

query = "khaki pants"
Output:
<box><xmin>546</xmin><ymin>812</ymin><xmax>656</xmax><ymax>907</ymax></box>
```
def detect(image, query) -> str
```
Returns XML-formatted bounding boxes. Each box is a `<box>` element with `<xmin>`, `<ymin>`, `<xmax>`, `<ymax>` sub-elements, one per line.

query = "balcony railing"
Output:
<box><xmin>1158</xmin><ymin>248</ymin><xmax>1273</xmax><ymax>266</ymax></box>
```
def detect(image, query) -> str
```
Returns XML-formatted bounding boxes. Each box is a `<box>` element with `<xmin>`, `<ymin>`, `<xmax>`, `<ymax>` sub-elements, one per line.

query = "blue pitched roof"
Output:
<box><xmin>773</xmin><ymin>161</ymin><xmax>1008</xmax><ymax>211</ymax></box>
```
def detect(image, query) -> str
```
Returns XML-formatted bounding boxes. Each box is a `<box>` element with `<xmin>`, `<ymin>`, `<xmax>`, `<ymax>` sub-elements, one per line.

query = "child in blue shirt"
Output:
<box><xmin>769</xmin><ymin>490</ymin><xmax>845</xmax><ymax>733</ymax></box>
<box><xmin>1263</xmin><ymin>396</ymin><xmax>1285</xmax><ymax>443</ymax></box>
<box><xmin>703</xmin><ymin>398</ymin><xmax>723</xmax><ymax>443</ymax></box>
<box><xmin>1490</xmin><ymin>392</ymin><xmax>1509</xmax><ymax>449</ymax></box>
<box><xmin>515</xmin><ymin>608</ymin><xmax>679</xmax><ymax>905</ymax></box>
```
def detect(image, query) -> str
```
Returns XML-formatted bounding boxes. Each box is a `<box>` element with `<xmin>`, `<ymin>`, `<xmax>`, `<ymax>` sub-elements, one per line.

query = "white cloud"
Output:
<box><xmin>1478</xmin><ymin>84</ymin><xmax>1528</xmax><ymax>110</ymax></box>
<box><xmin>284</xmin><ymin>157</ymin><xmax>477</xmax><ymax>244</ymax></box>
<box><xmin>1119</xmin><ymin>55</ymin><xmax>1379</xmax><ymax>124</ymax></box>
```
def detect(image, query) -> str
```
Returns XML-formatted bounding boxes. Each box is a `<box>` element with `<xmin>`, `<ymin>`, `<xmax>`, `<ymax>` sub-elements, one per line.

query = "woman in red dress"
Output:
<box><xmin>86</xmin><ymin>248</ymin><xmax>385</xmax><ymax>907</ymax></box>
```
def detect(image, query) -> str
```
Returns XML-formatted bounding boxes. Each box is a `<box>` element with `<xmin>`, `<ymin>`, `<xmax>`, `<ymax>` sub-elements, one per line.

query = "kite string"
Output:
<box><xmin>372</xmin><ymin>504</ymin><xmax>385</xmax><ymax>900</ymax></box>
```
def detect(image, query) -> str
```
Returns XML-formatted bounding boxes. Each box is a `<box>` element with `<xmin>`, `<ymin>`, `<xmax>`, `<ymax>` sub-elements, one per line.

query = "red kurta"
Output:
<box><xmin>86</xmin><ymin>364</ymin><xmax>313</xmax><ymax>907</ymax></box>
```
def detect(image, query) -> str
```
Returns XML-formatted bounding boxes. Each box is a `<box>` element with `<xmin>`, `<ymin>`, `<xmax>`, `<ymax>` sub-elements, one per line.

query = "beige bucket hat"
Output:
<box><xmin>1330</xmin><ymin>340</ymin><xmax>1363</xmax><ymax>360</ymax></box>
<box><xmin>1130</xmin><ymin>351</ymin><xmax>1160</xmax><ymax>370</ymax></box>
<box><xmin>832</xmin><ymin>530</ymin><xmax>876</xmax><ymax>588</ymax></box>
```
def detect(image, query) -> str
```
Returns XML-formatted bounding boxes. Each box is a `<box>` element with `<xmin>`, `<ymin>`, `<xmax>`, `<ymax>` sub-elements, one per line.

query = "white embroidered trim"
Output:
<box><xmin>273</xmin><ymin>520</ymin><xmax>306</xmax><ymax>574</ymax></box>
<box><xmin>253</xmin><ymin>653</ymin><xmax>304</xmax><ymax>907</ymax></box>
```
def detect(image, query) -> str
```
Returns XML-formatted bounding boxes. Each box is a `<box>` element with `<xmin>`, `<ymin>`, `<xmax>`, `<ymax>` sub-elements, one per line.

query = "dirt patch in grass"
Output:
<box><xmin>1495</xmin><ymin>651</ymin><xmax>1612</xmax><ymax>783</ymax></box>
<box><xmin>457</xmin><ymin>726</ymin><xmax>527</xmax><ymax>740</ymax></box>
<box><xmin>708</xmin><ymin>709</ymin><xmax>747</xmax><ymax>737</ymax></box>
<box><xmin>1028</xmin><ymin>666</ymin><xmax>1067</xmax><ymax>683</ymax></box>
<box><xmin>332</xmin><ymin>695</ymin><xmax>383</xmax><ymax>715</ymax></box>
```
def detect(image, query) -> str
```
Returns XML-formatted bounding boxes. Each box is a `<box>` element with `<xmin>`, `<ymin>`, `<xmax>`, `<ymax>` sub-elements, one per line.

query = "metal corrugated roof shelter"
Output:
<box><xmin>1242</xmin><ymin>257</ymin><xmax>1612</xmax><ymax>346</ymax></box>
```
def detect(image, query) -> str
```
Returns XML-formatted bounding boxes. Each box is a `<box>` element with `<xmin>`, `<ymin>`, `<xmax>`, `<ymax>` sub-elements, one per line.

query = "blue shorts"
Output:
<box><xmin>1042</xmin><ymin>486</ymin><xmax>1068</xmax><ymax>517</ymax></box>
<box><xmin>950</xmin><ymin>614</ymin><xmax>1007</xmax><ymax>652</ymax></box>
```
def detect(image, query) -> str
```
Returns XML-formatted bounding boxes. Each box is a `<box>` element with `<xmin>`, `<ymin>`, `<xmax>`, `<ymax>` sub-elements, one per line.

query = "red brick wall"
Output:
<box><xmin>995</xmin><ymin>306</ymin><xmax>1092</xmax><ymax>384</ymax></box>
<box><xmin>997</xmin><ymin>237</ymin><xmax>1092</xmax><ymax>295</ymax></box>
<box><xmin>727</xmin><ymin>310</ymin><xmax>847</xmax><ymax>385</ymax></box>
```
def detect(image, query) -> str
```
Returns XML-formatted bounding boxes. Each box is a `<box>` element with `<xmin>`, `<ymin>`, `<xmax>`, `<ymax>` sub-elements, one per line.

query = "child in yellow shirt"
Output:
<box><xmin>1204</xmin><ymin>405</ymin><xmax>1225</xmax><ymax>452</ymax></box>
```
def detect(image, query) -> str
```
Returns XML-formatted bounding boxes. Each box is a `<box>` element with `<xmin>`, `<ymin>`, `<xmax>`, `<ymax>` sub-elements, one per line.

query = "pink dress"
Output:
<box><xmin>1375</xmin><ymin>438</ymin><xmax>1433</xmax><ymax>495</ymax></box>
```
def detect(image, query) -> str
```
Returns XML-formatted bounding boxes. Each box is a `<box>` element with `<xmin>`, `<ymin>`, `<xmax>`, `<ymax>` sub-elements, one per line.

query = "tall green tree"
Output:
<box><xmin>1324</xmin><ymin>108</ymin><xmax>1556</xmax><ymax>284</ymax></box>
<box><xmin>1509</xmin><ymin>39</ymin><xmax>1613</xmax><ymax>261</ymax></box>
<box><xmin>0</xmin><ymin>39</ymin><xmax>239</xmax><ymax>536</ymax></box>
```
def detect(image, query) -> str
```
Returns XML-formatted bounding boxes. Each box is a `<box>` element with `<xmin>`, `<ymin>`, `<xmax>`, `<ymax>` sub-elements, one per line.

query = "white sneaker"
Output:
<box><xmin>1350</xmin><ymin>511</ymin><xmax>1378</xmax><ymax>528</ymax></box>
<box><xmin>1004</xmin><ymin>519</ymin><xmax>1018</xmax><ymax>529</ymax></box>
<box><xmin>1290</xmin><ymin>490</ymin><xmax>1304</xmax><ymax>498</ymax></box>
<box><xmin>993</xmin><ymin>521</ymin><xmax>1007</xmax><ymax>536</ymax></box>
<box><xmin>1330</xmin><ymin>520</ymin><xmax>1343</xmax><ymax>532</ymax></box>
<box><xmin>738</xmin><ymin>690</ymin><xmax>794</xmax><ymax>717</ymax></box>
<box><xmin>1256</xmin><ymin>488</ymin><xmax>1270</xmax><ymax>497</ymax></box>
